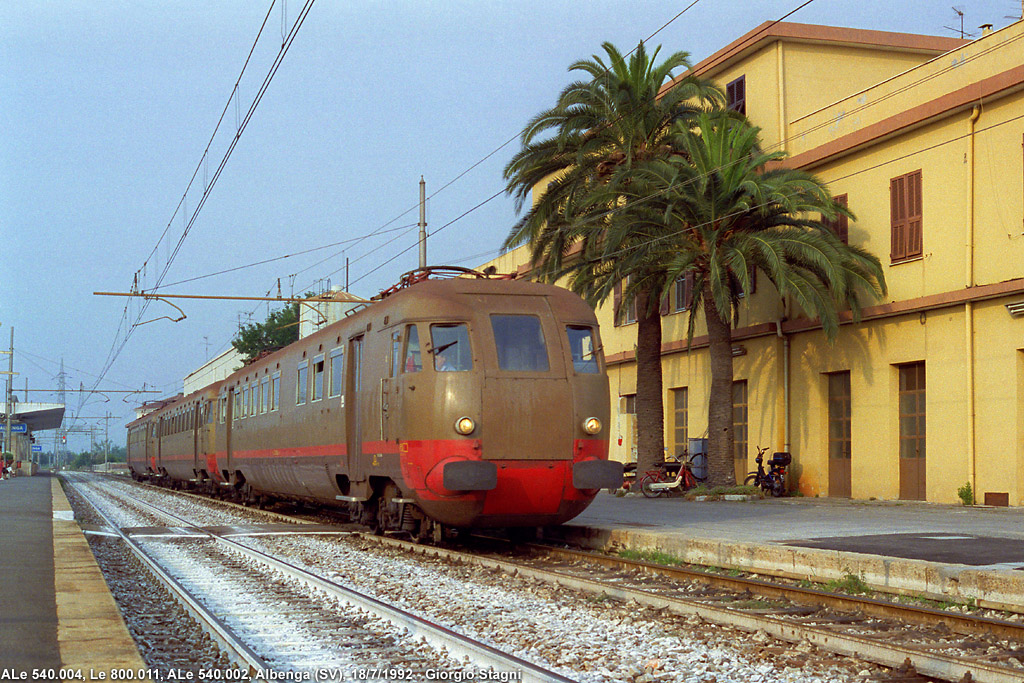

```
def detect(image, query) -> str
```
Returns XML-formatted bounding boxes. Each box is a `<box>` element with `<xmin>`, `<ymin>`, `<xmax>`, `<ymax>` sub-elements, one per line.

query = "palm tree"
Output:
<box><xmin>620</xmin><ymin>111</ymin><xmax>887</xmax><ymax>485</ymax></box>
<box><xmin>502</xmin><ymin>41</ymin><xmax>723</xmax><ymax>478</ymax></box>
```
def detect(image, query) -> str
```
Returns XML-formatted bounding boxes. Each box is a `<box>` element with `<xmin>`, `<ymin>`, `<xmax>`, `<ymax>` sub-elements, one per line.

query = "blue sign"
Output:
<box><xmin>31</xmin><ymin>445</ymin><xmax>42</xmax><ymax>452</ymax></box>
<box><xmin>9</xmin><ymin>423</ymin><xmax>26</xmax><ymax>433</ymax></box>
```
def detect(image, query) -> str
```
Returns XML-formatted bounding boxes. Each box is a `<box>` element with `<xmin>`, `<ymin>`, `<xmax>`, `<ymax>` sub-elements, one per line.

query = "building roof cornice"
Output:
<box><xmin>679</xmin><ymin>21</ymin><xmax>966</xmax><ymax>82</ymax></box>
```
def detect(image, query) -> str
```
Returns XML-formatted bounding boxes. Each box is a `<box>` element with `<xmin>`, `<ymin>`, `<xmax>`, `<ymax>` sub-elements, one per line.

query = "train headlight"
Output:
<box><xmin>454</xmin><ymin>416</ymin><xmax>476</xmax><ymax>435</ymax></box>
<box><xmin>583</xmin><ymin>417</ymin><xmax>602</xmax><ymax>435</ymax></box>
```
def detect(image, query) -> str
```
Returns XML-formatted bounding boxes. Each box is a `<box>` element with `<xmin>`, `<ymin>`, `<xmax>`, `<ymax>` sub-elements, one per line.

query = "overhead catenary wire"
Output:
<box><xmin>81</xmin><ymin>0</ymin><xmax>317</xmax><ymax>436</ymax></box>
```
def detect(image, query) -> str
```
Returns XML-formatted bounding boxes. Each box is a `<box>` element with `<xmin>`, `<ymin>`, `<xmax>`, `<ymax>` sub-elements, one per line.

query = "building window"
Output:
<box><xmin>890</xmin><ymin>170</ymin><xmax>922</xmax><ymax>261</ymax></box>
<box><xmin>898</xmin><ymin>362</ymin><xmax>926</xmax><ymax>460</ymax></box>
<box><xmin>733</xmin><ymin>380</ymin><xmax>748</xmax><ymax>462</ymax></box>
<box><xmin>672</xmin><ymin>387</ymin><xmax>688</xmax><ymax>459</ymax></box>
<box><xmin>828</xmin><ymin>371</ymin><xmax>851</xmax><ymax>460</ymax></box>
<box><xmin>674</xmin><ymin>274</ymin><xmax>693</xmax><ymax>312</ymax></box>
<box><xmin>622</xmin><ymin>394</ymin><xmax>636</xmax><ymax>415</ymax></box>
<box><xmin>614</xmin><ymin>277</ymin><xmax>637</xmax><ymax>326</ymax></box>
<box><xmin>726</xmin><ymin>75</ymin><xmax>746</xmax><ymax>115</ymax></box>
<box><xmin>824</xmin><ymin>194</ymin><xmax>849</xmax><ymax>244</ymax></box>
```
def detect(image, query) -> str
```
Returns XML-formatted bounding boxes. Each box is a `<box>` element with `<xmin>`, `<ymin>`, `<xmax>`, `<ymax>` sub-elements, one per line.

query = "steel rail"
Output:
<box><xmin>362</xmin><ymin>534</ymin><xmax>1024</xmax><ymax>683</ymax></box>
<box><xmin>528</xmin><ymin>543</ymin><xmax>1024</xmax><ymax>641</ymax></box>
<box><xmin>62</xmin><ymin>474</ymin><xmax>270</xmax><ymax>675</ymax></box>
<box><xmin>101</xmin><ymin>477</ymin><xmax>576</xmax><ymax>683</ymax></box>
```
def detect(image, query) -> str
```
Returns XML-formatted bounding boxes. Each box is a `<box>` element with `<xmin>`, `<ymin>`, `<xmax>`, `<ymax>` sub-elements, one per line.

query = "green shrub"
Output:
<box><xmin>957</xmin><ymin>481</ymin><xmax>974</xmax><ymax>506</ymax></box>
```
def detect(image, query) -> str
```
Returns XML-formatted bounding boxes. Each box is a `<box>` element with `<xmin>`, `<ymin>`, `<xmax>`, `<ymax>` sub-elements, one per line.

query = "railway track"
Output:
<box><xmin>64</xmin><ymin>473</ymin><xmax>574</xmax><ymax>682</ymax></box>
<box><xmin>360</xmin><ymin>535</ymin><xmax>1024</xmax><ymax>683</ymax></box>
<box><xmin>80</xmin><ymin>473</ymin><xmax>1024</xmax><ymax>681</ymax></box>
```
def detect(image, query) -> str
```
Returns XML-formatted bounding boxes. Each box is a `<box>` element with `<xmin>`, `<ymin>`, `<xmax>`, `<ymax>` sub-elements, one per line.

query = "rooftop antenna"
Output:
<box><xmin>945</xmin><ymin>6</ymin><xmax>971</xmax><ymax>38</ymax></box>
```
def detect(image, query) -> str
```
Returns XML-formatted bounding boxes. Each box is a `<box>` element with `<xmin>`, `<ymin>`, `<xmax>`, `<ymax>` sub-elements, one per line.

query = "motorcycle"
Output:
<box><xmin>744</xmin><ymin>446</ymin><xmax>790</xmax><ymax>497</ymax></box>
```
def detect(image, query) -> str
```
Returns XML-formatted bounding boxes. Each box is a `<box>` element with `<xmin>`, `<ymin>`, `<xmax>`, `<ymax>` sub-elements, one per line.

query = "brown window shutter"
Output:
<box><xmin>684</xmin><ymin>272</ymin><xmax>695</xmax><ymax>309</ymax></box>
<box><xmin>613</xmin><ymin>280</ymin><xmax>622</xmax><ymax>327</ymax></box>
<box><xmin>834</xmin><ymin>194</ymin><xmax>849</xmax><ymax>244</ymax></box>
<box><xmin>906</xmin><ymin>171</ymin><xmax>922</xmax><ymax>257</ymax></box>
<box><xmin>659</xmin><ymin>292</ymin><xmax>670</xmax><ymax>316</ymax></box>
<box><xmin>890</xmin><ymin>176</ymin><xmax>907</xmax><ymax>261</ymax></box>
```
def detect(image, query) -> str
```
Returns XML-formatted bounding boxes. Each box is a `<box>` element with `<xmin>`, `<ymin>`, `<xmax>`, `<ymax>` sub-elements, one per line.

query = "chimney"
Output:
<box><xmin>980</xmin><ymin>23</ymin><xmax>994</xmax><ymax>36</ymax></box>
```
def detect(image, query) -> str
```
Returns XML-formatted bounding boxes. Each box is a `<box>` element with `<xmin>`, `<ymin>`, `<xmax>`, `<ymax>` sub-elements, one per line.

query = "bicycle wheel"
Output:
<box><xmin>743</xmin><ymin>473</ymin><xmax>759</xmax><ymax>488</ymax></box>
<box><xmin>640</xmin><ymin>474</ymin><xmax>663</xmax><ymax>498</ymax></box>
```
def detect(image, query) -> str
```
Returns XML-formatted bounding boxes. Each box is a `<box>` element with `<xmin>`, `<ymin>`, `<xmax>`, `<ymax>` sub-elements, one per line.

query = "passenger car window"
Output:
<box><xmin>329</xmin><ymin>348</ymin><xmax>344</xmax><ymax>397</ymax></box>
<box><xmin>491</xmin><ymin>315</ymin><xmax>549</xmax><ymax>372</ymax></box>
<box><xmin>566</xmin><ymin>325</ymin><xmax>599</xmax><ymax>374</ymax></box>
<box><xmin>296</xmin><ymin>361</ymin><xmax>308</xmax><ymax>405</ymax></box>
<box><xmin>312</xmin><ymin>354</ymin><xmax>325</xmax><ymax>401</ymax></box>
<box><xmin>430</xmin><ymin>323</ymin><xmax>472</xmax><ymax>372</ymax></box>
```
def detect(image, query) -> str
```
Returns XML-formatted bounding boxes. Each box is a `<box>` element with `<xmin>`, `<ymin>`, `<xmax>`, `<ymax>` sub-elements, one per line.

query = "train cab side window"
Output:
<box><xmin>312</xmin><ymin>354</ymin><xmax>325</xmax><ymax>401</ymax></box>
<box><xmin>271</xmin><ymin>372</ymin><xmax>280</xmax><ymax>411</ymax></box>
<box><xmin>233</xmin><ymin>389</ymin><xmax>241</xmax><ymax>421</ymax></box>
<box><xmin>430</xmin><ymin>323</ymin><xmax>472</xmax><ymax>372</ymax></box>
<box><xmin>404</xmin><ymin>324</ymin><xmax>422</xmax><ymax>373</ymax></box>
<box><xmin>329</xmin><ymin>348</ymin><xmax>344</xmax><ymax>397</ymax></box>
<box><xmin>491</xmin><ymin>315</ymin><xmax>549</xmax><ymax>372</ymax></box>
<box><xmin>255</xmin><ymin>382</ymin><xmax>263</xmax><ymax>415</ymax></box>
<box><xmin>261</xmin><ymin>377</ymin><xmax>270</xmax><ymax>413</ymax></box>
<box><xmin>219</xmin><ymin>394</ymin><xmax>226</xmax><ymax>424</ymax></box>
<box><xmin>390</xmin><ymin>331</ymin><xmax>402</xmax><ymax>378</ymax></box>
<box><xmin>241</xmin><ymin>386</ymin><xmax>249</xmax><ymax>418</ymax></box>
<box><xmin>566</xmin><ymin>325</ymin><xmax>600</xmax><ymax>374</ymax></box>
<box><xmin>296</xmin><ymin>361</ymin><xmax>309</xmax><ymax>405</ymax></box>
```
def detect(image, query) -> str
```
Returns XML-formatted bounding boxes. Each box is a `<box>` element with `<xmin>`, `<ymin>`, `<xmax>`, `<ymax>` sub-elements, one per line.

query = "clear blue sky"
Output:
<box><xmin>0</xmin><ymin>0</ymin><xmax>1017</xmax><ymax>451</ymax></box>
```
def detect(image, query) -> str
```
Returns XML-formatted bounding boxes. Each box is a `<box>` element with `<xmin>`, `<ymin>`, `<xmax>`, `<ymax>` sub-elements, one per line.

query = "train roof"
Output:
<box><xmin>127</xmin><ymin>270</ymin><xmax>596</xmax><ymax>429</ymax></box>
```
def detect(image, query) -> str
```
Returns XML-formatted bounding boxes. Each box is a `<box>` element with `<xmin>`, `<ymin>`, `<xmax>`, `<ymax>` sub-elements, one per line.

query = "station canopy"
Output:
<box><xmin>0</xmin><ymin>401</ymin><xmax>65</xmax><ymax>432</ymax></box>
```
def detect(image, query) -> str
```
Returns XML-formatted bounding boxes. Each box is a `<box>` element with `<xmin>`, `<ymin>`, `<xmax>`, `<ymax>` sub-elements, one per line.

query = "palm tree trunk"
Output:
<box><xmin>634</xmin><ymin>289</ymin><xmax>665</xmax><ymax>478</ymax></box>
<box><xmin>703</xmin><ymin>284</ymin><xmax>736</xmax><ymax>486</ymax></box>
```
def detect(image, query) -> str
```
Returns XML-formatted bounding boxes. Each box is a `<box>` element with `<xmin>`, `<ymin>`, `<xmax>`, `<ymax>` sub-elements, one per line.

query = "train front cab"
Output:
<box><xmin>390</xmin><ymin>283</ymin><xmax>621</xmax><ymax>529</ymax></box>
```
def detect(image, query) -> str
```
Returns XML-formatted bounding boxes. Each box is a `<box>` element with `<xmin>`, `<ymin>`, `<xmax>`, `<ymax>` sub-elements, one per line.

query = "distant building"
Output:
<box><xmin>298</xmin><ymin>287</ymin><xmax>367</xmax><ymax>339</ymax></box>
<box><xmin>183</xmin><ymin>348</ymin><xmax>243</xmax><ymax>395</ymax></box>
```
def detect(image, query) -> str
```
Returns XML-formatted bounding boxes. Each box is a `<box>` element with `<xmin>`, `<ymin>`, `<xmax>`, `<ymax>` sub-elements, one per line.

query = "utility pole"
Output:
<box><xmin>56</xmin><ymin>358</ymin><xmax>66</xmax><ymax>469</ymax></box>
<box><xmin>4</xmin><ymin>327</ymin><xmax>14</xmax><ymax>466</ymax></box>
<box><xmin>104</xmin><ymin>412</ymin><xmax>110</xmax><ymax>472</ymax></box>
<box><xmin>418</xmin><ymin>176</ymin><xmax>427</xmax><ymax>269</ymax></box>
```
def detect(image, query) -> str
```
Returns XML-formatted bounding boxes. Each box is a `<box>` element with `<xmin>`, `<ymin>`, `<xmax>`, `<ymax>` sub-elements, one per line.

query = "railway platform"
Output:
<box><xmin>548</xmin><ymin>491</ymin><xmax>1024</xmax><ymax>611</ymax></box>
<box><xmin>0</xmin><ymin>472</ymin><xmax>143</xmax><ymax>675</ymax></box>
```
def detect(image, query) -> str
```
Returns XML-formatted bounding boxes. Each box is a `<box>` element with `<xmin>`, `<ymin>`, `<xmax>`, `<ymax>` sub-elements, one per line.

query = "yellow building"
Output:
<box><xmin>486</xmin><ymin>20</ymin><xmax>1024</xmax><ymax>505</ymax></box>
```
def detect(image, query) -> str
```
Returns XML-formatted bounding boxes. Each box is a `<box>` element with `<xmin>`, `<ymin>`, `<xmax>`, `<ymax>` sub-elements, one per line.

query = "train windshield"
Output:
<box><xmin>491</xmin><ymin>314</ymin><xmax>549</xmax><ymax>372</ymax></box>
<box><xmin>430</xmin><ymin>323</ymin><xmax>472</xmax><ymax>371</ymax></box>
<box><xmin>566</xmin><ymin>325</ymin><xmax>599</xmax><ymax>373</ymax></box>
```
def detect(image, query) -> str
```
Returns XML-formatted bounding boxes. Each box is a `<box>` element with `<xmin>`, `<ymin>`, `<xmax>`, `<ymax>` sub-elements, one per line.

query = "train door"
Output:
<box><xmin>479</xmin><ymin>296</ymin><xmax>572</xmax><ymax>462</ymax></box>
<box><xmin>381</xmin><ymin>329</ymin><xmax>403</xmax><ymax>440</ymax></box>
<box><xmin>225</xmin><ymin>389</ymin><xmax>234</xmax><ymax>480</ymax></box>
<box><xmin>346</xmin><ymin>335</ymin><xmax>364</xmax><ymax>479</ymax></box>
<box><xmin>192</xmin><ymin>402</ymin><xmax>200</xmax><ymax>478</ymax></box>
